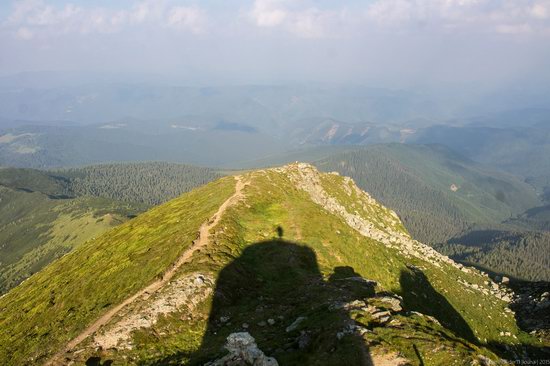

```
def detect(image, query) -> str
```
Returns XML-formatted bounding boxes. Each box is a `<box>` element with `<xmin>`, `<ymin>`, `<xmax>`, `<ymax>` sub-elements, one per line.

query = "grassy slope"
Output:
<box><xmin>0</xmin><ymin>163</ymin><xmax>224</xmax><ymax>294</ymax></box>
<box><xmin>0</xmin><ymin>188</ymin><xmax>143</xmax><ymax>293</ymax></box>
<box><xmin>0</xmin><ymin>177</ymin><xmax>236</xmax><ymax>365</ymax></box>
<box><xmin>230</xmin><ymin>144</ymin><xmax>540</xmax><ymax>244</ymax></box>
<box><xmin>95</xmin><ymin>166</ymin><xmax>541</xmax><ymax>365</ymax></box>
<box><xmin>0</xmin><ymin>168</ymin><xmax>145</xmax><ymax>294</ymax></box>
<box><xmin>1</xmin><ymin>165</ymin><xmax>542</xmax><ymax>365</ymax></box>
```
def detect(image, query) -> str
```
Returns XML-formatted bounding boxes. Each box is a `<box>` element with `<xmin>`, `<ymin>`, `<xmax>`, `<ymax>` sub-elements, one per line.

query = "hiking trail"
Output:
<box><xmin>47</xmin><ymin>176</ymin><xmax>246</xmax><ymax>365</ymax></box>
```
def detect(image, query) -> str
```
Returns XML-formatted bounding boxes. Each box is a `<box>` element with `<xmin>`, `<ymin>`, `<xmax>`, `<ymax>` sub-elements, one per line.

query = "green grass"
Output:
<box><xmin>0</xmin><ymin>185</ymin><xmax>144</xmax><ymax>294</ymax></box>
<box><xmin>0</xmin><ymin>177</ymin><xmax>236</xmax><ymax>365</ymax></box>
<box><xmin>0</xmin><ymin>165</ymin><xmax>544</xmax><ymax>365</ymax></box>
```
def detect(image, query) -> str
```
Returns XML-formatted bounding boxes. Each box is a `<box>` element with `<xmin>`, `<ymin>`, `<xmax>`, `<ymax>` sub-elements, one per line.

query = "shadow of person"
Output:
<box><xmin>399</xmin><ymin>265</ymin><xmax>477</xmax><ymax>344</ymax></box>
<box><xmin>155</xmin><ymin>240</ymin><xmax>376</xmax><ymax>365</ymax></box>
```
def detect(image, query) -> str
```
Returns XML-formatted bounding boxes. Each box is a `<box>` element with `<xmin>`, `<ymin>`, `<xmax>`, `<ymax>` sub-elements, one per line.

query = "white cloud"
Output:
<box><xmin>530</xmin><ymin>1</ymin><xmax>549</xmax><ymax>19</ymax></box>
<box><xmin>16</xmin><ymin>26</ymin><xmax>33</xmax><ymax>40</ymax></box>
<box><xmin>2</xmin><ymin>0</ymin><xmax>209</xmax><ymax>40</ymax></box>
<box><xmin>250</xmin><ymin>0</ymin><xmax>287</xmax><ymax>27</ymax></box>
<box><xmin>496</xmin><ymin>23</ymin><xmax>533</xmax><ymax>34</ymax></box>
<box><xmin>363</xmin><ymin>0</ymin><xmax>550</xmax><ymax>35</ymax></box>
<box><xmin>166</xmin><ymin>6</ymin><xmax>207</xmax><ymax>34</ymax></box>
<box><xmin>245</xmin><ymin>0</ymin><xmax>550</xmax><ymax>38</ymax></box>
<box><xmin>3</xmin><ymin>0</ymin><xmax>550</xmax><ymax>42</ymax></box>
<box><xmin>247</xmin><ymin>0</ymin><xmax>349</xmax><ymax>38</ymax></box>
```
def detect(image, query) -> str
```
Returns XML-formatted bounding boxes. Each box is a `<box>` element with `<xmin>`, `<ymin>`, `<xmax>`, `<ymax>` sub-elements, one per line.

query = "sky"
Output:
<box><xmin>1</xmin><ymin>0</ymin><xmax>550</xmax><ymax>88</ymax></box>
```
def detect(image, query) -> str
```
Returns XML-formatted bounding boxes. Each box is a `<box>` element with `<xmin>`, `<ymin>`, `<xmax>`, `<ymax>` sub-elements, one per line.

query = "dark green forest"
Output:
<box><xmin>55</xmin><ymin>162</ymin><xmax>222</xmax><ymax>205</ymax></box>
<box><xmin>314</xmin><ymin>144</ymin><xmax>549</xmax><ymax>281</ymax></box>
<box><xmin>435</xmin><ymin>230</ymin><xmax>550</xmax><ymax>281</ymax></box>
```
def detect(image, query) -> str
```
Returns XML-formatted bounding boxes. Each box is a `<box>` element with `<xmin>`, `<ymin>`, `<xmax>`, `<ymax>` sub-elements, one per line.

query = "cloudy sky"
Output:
<box><xmin>1</xmin><ymin>0</ymin><xmax>549</xmax><ymax>87</ymax></box>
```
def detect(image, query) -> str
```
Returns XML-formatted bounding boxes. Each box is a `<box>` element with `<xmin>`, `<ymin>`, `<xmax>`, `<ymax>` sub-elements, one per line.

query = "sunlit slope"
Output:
<box><xmin>0</xmin><ymin>164</ymin><xmax>544</xmax><ymax>365</ymax></box>
<box><xmin>0</xmin><ymin>177</ymin><xmax>236</xmax><ymax>365</ymax></box>
<box><xmin>0</xmin><ymin>168</ymin><xmax>144</xmax><ymax>294</ymax></box>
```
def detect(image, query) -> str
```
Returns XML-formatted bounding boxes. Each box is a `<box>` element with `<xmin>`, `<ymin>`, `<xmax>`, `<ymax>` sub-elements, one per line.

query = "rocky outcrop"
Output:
<box><xmin>509</xmin><ymin>281</ymin><xmax>550</xmax><ymax>341</ymax></box>
<box><xmin>206</xmin><ymin>332</ymin><xmax>278</xmax><ymax>366</ymax></box>
<box><xmin>94</xmin><ymin>273</ymin><xmax>214</xmax><ymax>349</ymax></box>
<box><xmin>280</xmin><ymin>163</ymin><xmax>511</xmax><ymax>303</ymax></box>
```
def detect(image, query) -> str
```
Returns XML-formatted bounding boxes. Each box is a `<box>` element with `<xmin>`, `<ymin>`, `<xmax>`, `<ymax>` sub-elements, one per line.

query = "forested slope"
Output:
<box><xmin>313</xmin><ymin>144</ymin><xmax>549</xmax><ymax>281</ymax></box>
<box><xmin>56</xmin><ymin>162</ymin><xmax>222</xmax><ymax>205</ymax></box>
<box><xmin>0</xmin><ymin>163</ymin><xmax>222</xmax><ymax>293</ymax></box>
<box><xmin>315</xmin><ymin>144</ymin><xmax>539</xmax><ymax>244</ymax></box>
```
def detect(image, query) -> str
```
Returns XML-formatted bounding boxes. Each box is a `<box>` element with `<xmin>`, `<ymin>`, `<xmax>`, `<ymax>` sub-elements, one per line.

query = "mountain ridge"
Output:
<box><xmin>0</xmin><ymin>163</ymin><xmax>545</xmax><ymax>365</ymax></box>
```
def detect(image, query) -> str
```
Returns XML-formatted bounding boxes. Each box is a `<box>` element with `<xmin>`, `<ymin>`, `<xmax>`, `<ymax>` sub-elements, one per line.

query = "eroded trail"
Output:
<box><xmin>47</xmin><ymin>176</ymin><xmax>246</xmax><ymax>365</ymax></box>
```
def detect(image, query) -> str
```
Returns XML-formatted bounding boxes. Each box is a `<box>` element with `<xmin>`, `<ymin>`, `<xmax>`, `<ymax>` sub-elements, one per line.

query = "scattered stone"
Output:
<box><xmin>476</xmin><ymin>355</ymin><xmax>496</xmax><ymax>366</ymax></box>
<box><xmin>286</xmin><ymin>317</ymin><xmax>306</xmax><ymax>333</ymax></box>
<box><xmin>425</xmin><ymin>315</ymin><xmax>441</xmax><ymax>326</ymax></box>
<box><xmin>220</xmin><ymin>316</ymin><xmax>230</xmax><ymax>323</ymax></box>
<box><xmin>242</xmin><ymin>323</ymin><xmax>249</xmax><ymax>329</ymax></box>
<box><xmin>297</xmin><ymin>331</ymin><xmax>311</xmax><ymax>349</ymax></box>
<box><xmin>343</xmin><ymin>300</ymin><xmax>367</xmax><ymax>310</ymax></box>
<box><xmin>93</xmin><ymin>272</ymin><xmax>213</xmax><ymax>350</ymax></box>
<box><xmin>258</xmin><ymin>321</ymin><xmax>267</xmax><ymax>327</ymax></box>
<box><xmin>267</xmin><ymin>318</ymin><xmax>276</xmax><ymax>325</ymax></box>
<box><xmin>336</xmin><ymin>323</ymin><xmax>369</xmax><ymax>340</ymax></box>
<box><xmin>388</xmin><ymin>319</ymin><xmax>403</xmax><ymax>327</ymax></box>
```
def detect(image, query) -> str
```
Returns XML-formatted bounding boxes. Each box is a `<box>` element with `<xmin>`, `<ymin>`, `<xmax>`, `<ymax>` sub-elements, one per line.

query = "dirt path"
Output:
<box><xmin>47</xmin><ymin>176</ymin><xmax>246</xmax><ymax>365</ymax></box>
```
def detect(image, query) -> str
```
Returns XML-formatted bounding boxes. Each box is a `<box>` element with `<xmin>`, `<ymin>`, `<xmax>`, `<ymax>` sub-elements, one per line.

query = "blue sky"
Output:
<box><xmin>1</xmin><ymin>0</ymin><xmax>549</xmax><ymax>87</ymax></box>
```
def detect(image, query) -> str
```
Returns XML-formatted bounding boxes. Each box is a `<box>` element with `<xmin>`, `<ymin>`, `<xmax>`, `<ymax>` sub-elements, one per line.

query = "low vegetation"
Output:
<box><xmin>0</xmin><ymin>164</ymin><xmax>544</xmax><ymax>365</ymax></box>
<box><xmin>0</xmin><ymin>163</ymin><xmax>220</xmax><ymax>293</ymax></box>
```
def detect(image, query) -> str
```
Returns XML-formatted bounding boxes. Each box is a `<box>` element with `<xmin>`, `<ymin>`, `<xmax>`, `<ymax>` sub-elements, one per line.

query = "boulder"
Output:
<box><xmin>207</xmin><ymin>332</ymin><xmax>278</xmax><ymax>366</ymax></box>
<box><xmin>376</xmin><ymin>296</ymin><xmax>403</xmax><ymax>312</ymax></box>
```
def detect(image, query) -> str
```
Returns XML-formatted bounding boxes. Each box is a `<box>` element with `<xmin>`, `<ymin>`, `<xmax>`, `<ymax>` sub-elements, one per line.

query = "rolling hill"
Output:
<box><xmin>0</xmin><ymin>163</ymin><xmax>222</xmax><ymax>294</ymax></box>
<box><xmin>0</xmin><ymin>164</ymin><xmax>546</xmax><ymax>365</ymax></box>
<box><xmin>0</xmin><ymin>168</ymin><xmax>144</xmax><ymax>294</ymax></box>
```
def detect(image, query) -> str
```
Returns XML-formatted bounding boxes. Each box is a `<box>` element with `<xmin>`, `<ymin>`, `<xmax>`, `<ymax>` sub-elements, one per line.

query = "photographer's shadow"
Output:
<box><xmin>159</xmin><ymin>235</ymin><xmax>377</xmax><ymax>365</ymax></box>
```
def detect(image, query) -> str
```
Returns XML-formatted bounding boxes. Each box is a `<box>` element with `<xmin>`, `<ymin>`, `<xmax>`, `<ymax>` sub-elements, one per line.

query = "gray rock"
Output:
<box><xmin>297</xmin><ymin>331</ymin><xmax>311</xmax><ymax>349</ymax></box>
<box><xmin>207</xmin><ymin>332</ymin><xmax>279</xmax><ymax>366</ymax></box>
<box><xmin>377</xmin><ymin>296</ymin><xmax>403</xmax><ymax>312</ymax></box>
<box><xmin>371</xmin><ymin>310</ymin><xmax>391</xmax><ymax>321</ymax></box>
<box><xmin>285</xmin><ymin>317</ymin><xmax>307</xmax><ymax>332</ymax></box>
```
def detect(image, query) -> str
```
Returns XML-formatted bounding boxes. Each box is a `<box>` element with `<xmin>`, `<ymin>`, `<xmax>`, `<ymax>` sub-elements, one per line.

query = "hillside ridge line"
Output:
<box><xmin>46</xmin><ymin>175</ymin><xmax>246</xmax><ymax>365</ymax></box>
